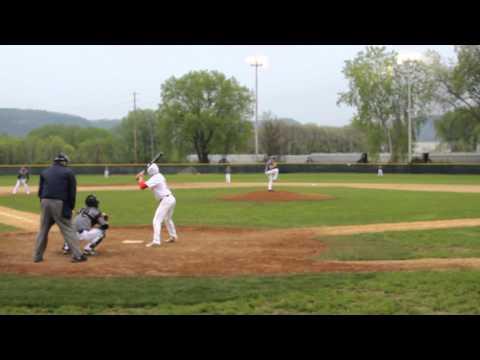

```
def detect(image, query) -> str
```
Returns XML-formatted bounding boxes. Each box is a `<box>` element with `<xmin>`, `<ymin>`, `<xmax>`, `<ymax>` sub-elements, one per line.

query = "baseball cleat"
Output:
<box><xmin>71</xmin><ymin>255</ymin><xmax>88</xmax><ymax>263</ymax></box>
<box><xmin>83</xmin><ymin>249</ymin><xmax>97</xmax><ymax>256</ymax></box>
<box><xmin>63</xmin><ymin>248</ymin><xmax>71</xmax><ymax>255</ymax></box>
<box><xmin>165</xmin><ymin>237</ymin><xmax>177</xmax><ymax>243</ymax></box>
<box><xmin>146</xmin><ymin>241</ymin><xmax>161</xmax><ymax>248</ymax></box>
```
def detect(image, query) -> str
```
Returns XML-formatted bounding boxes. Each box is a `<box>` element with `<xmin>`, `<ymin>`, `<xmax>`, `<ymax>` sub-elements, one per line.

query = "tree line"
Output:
<box><xmin>1</xmin><ymin>46</ymin><xmax>478</xmax><ymax>165</ymax></box>
<box><xmin>0</xmin><ymin>70</ymin><xmax>366</xmax><ymax>164</ymax></box>
<box><xmin>338</xmin><ymin>45</ymin><xmax>480</xmax><ymax>161</ymax></box>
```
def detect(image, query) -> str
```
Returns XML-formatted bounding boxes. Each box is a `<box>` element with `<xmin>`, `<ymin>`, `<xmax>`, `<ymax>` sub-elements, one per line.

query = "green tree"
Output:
<box><xmin>259</xmin><ymin>118</ymin><xmax>285</xmax><ymax>156</ymax></box>
<box><xmin>428</xmin><ymin>46</ymin><xmax>480</xmax><ymax>122</ymax></box>
<box><xmin>115</xmin><ymin>109</ymin><xmax>161</xmax><ymax>163</ymax></box>
<box><xmin>160</xmin><ymin>70</ymin><xmax>253</xmax><ymax>163</ymax></box>
<box><xmin>338</xmin><ymin>46</ymin><xmax>435</xmax><ymax>162</ymax></box>
<box><xmin>435</xmin><ymin>108</ymin><xmax>480</xmax><ymax>151</ymax></box>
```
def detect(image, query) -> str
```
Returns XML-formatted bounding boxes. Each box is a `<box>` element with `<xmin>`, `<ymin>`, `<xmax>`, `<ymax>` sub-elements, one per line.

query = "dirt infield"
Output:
<box><xmin>222</xmin><ymin>191</ymin><xmax>335</xmax><ymax>202</ymax></box>
<box><xmin>4</xmin><ymin>181</ymin><xmax>480</xmax><ymax>195</ymax></box>
<box><xmin>0</xmin><ymin>206</ymin><xmax>54</xmax><ymax>232</ymax></box>
<box><xmin>4</xmin><ymin>222</ymin><xmax>480</xmax><ymax>277</ymax></box>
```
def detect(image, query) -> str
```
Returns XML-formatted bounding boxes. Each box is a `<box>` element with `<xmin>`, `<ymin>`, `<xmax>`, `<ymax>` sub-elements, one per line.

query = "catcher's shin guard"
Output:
<box><xmin>90</xmin><ymin>231</ymin><xmax>106</xmax><ymax>249</ymax></box>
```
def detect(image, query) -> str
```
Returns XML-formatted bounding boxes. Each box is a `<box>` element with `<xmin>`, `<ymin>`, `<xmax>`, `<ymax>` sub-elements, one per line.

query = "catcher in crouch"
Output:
<box><xmin>136</xmin><ymin>163</ymin><xmax>177</xmax><ymax>247</ymax></box>
<box><xmin>63</xmin><ymin>194</ymin><xmax>109</xmax><ymax>256</ymax></box>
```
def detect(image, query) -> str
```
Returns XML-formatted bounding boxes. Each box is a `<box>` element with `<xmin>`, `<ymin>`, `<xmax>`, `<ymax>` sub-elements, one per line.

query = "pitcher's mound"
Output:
<box><xmin>222</xmin><ymin>191</ymin><xmax>335</xmax><ymax>202</ymax></box>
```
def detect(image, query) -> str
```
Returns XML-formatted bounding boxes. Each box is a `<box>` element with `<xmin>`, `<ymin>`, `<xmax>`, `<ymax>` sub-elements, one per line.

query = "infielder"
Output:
<box><xmin>12</xmin><ymin>166</ymin><xmax>30</xmax><ymax>195</ymax></box>
<box><xmin>136</xmin><ymin>163</ymin><xmax>177</xmax><ymax>247</ymax></box>
<box><xmin>63</xmin><ymin>194</ymin><xmax>109</xmax><ymax>256</ymax></box>
<box><xmin>265</xmin><ymin>156</ymin><xmax>279</xmax><ymax>192</ymax></box>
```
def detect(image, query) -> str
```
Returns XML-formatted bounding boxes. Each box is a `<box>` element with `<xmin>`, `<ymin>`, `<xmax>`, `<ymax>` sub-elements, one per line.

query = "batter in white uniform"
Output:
<box><xmin>136</xmin><ymin>164</ymin><xmax>177</xmax><ymax>247</ymax></box>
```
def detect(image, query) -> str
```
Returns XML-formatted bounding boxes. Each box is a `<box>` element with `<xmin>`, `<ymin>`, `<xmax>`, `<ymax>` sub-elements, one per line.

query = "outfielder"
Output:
<box><xmin>63</xmin><ymin>194</ymin><xmax>109</xmax><ymax>256</ymax></box>
<box><xmin>12</xmin><ymin>166</ymin><xmax>30</xmax><ymax>195</ymax></box>
<box><xmin>225</xmin><ymin>165</ymin><xmax>232</xmax><ymax>184</ymax></box>
<box><xmin>136</xmin><ymin>163</ymin><xmax>177</xmax><ymax>247</ymax></box>
<box><xmin>265</xmin><ymin>156</ymin><xmax>279</xmax><ymax>192</ymax></box>
<box><xmin>377</xmin><ymin>166</ymin><xmax>384</xmax><ymax>177</ymax></box>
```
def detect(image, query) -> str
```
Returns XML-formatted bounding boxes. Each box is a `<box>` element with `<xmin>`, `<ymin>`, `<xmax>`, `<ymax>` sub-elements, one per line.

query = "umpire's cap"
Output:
<box><xmin>54</xmin><ymin>152</ymin><xmax>70</xmax><ymax>163</ymax></box>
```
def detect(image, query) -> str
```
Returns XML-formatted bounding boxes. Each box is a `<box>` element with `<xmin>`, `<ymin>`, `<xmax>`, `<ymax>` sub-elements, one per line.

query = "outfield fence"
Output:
<box><xmin>3</xmin><ymin>163</ymin><xmax>480</xmax><ymax>175</ymax></box>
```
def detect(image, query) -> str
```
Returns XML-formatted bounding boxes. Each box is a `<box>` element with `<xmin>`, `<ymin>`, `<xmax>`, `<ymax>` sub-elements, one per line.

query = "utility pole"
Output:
<box><xmin>250</xmin><ymin>61</ymin><xmax>262</xmax><ymax>161</ymax></box>
<box><xmin>254</xmin><ymin>63</ymin><xmax>259</xmax><ymax>161</ymax></box>
<box><xmin>133</xmin><ymin>91</ymin><xmax>138</xmax><ymax>163</ymax></box>
<box><xmin>407</xmin><ymin>76</ymin><xmax>412</xmax><ymax>164</ymax></box>
<box><xmin>149</xmin><ymin>113</ymin><xmax>155</xmax><ymax>159</ymax></box>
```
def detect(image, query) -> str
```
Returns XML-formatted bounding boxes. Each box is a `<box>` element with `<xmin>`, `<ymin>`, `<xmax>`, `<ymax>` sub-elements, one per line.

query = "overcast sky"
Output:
<box><xmin>0</xmin><ymin>45</ymin><xmax>456</xmax><ymax>126</ymax></box>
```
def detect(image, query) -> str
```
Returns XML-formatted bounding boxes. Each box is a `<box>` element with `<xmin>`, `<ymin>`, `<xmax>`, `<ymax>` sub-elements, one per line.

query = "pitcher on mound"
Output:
<box><xmin>265</xmin><ymin>156</ymin><xmax>279</xmax><ymax>192</ymax></box>
<box><xmin>136</xmin><ymin>163</ymin><xmax>177</xmax><ymax>247</ymax></box>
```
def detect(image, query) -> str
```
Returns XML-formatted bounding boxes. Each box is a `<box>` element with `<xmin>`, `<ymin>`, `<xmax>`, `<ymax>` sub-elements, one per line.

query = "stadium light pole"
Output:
<box><xmin>246</xmin><ymin>55</ymin><xmax>267</xmax><ymax>161</ymax></box>
<box><xmin>398</xmin><ymin>52</ymin><xmax>425</xmax><ymax>164</ymax></box>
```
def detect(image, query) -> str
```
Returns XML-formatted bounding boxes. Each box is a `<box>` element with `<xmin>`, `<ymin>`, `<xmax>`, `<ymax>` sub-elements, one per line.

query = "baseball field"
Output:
<box><xmin>2</xmin><ymin>172</ymin><xmax>480</xmax><ymax>314</ymax></box>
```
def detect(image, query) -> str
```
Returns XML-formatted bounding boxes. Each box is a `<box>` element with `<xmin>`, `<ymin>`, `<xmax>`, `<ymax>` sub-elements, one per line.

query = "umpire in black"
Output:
<box><xmin>33</xmin><ymin>153</ymin><xmax>87</xmax><ymax>263</ymax></box>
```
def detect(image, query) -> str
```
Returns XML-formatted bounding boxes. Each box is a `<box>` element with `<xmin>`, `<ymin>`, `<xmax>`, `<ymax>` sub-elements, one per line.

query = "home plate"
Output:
<box><xmin>122</xmin><ymin>240</ymin><xmax>145</xmax><ymax>244</ymax></box>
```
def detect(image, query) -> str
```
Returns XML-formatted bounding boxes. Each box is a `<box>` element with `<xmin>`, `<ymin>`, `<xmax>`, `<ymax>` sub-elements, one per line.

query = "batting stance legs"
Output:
<box><xmin>152</xmin><ymin>195</ymin><xmax>177</xmax><ymax>244</ymax></box>
<box><xmin>265</xmin><ymin>168</ymin><xmax>279</xmax><ymax>191</ymax></box>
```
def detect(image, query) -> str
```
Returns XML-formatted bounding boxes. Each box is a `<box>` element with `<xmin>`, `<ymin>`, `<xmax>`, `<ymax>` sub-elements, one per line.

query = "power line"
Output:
<box><xmin>133</xmin><ymin>91</ymin><xmax>138</xmax><ymax>163</ymax></box>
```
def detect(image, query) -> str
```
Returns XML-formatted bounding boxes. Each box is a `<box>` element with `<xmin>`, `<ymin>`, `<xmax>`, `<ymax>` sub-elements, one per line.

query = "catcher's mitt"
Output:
<box><xmin>102</xmin><ymin>212</ymin><xmax>109</xmax><ymax>222</ymax></box>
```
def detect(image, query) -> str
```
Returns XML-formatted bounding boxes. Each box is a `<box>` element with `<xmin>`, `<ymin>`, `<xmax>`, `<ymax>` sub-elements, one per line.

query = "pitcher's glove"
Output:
<box><xmin>102</xmin><ymin>212</ymin><xmax>109</xmax><ymax>222</ymax></box>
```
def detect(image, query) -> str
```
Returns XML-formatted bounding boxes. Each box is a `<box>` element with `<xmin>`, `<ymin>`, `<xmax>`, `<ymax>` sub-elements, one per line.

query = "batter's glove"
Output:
<box><xmin>135</xmin><ymin>171</ymin><xmax>145</xmax><ymax>181</ymax></box>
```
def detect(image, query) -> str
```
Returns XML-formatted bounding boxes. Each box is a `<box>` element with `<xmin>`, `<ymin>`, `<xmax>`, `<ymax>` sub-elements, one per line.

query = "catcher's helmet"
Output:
<box><xmin>54</xmin><ymin>152</ymin><xmax>70</xmax><ymax>163</ymax></box>
<box><xmin>85</xmin><ymin>194</ymin><xmax>99</xmax><ymax>208</ymax></box>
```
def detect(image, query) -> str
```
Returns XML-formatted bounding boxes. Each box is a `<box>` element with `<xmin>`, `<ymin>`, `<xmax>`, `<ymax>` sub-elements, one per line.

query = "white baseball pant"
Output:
<box><xmin>12</xmin><ymin>179</ymin><xmax>30</xmax><ymax>194</ymax></box>
<box><xmin>63</xmin><ymin>228</ymin><xmax>104</xmax><ymax>252</ymax></box>
<box><xmin>152</xmin><ymin>195</ymin><xmax>177</xmax><ymax>244</ymax></box>
<box><xmin>225</xmin><ymin>173</ymin><xmax>231</xmax><ymax>184</ymax></box>
<box><xmin>265</xmin><ymin>168</ymin><xmax>279</xmax><ymax>191</ymax></box>
<box><xmin>78</xmin><ymin>228</ymin><xmax>105</xmax><ymax>250</ymax></box>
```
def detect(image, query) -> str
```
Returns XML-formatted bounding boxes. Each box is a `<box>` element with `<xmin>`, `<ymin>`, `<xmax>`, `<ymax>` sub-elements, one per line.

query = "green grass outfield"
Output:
<box><xmin>2</xmin><ymin>271</ymin><xmax>480</xmax><ymax>314</ymax></box>
<box><xmin>3</xmin><ymin>172</ymin><xmax>480</xmax><ymax>186</ymax></box>
<box><xmin>2</xmin><ymin>186</ymin><xmax>480</xmax><ymax>228</ymax></box>
<box><xmin>3</xmin><ymin>172</ymin><xmax>480</xmax><ymax>314</ymax></box>
<box><xmin>316</xmin><ymin>227</ymin><xmax>480</xmax><ymax>261</ymax></box>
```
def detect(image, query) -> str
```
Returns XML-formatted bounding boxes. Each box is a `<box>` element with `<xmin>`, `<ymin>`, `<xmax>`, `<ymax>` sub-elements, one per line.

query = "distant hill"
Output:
<box><xmin>88</xmin><ymin>119</ymin><xmax>121</xmax><ymax>130</ymax></box>
<box><xmin>0</xmin><ymin>108</ymin><xmax>120</xmax><ymax>136</ymax></box>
